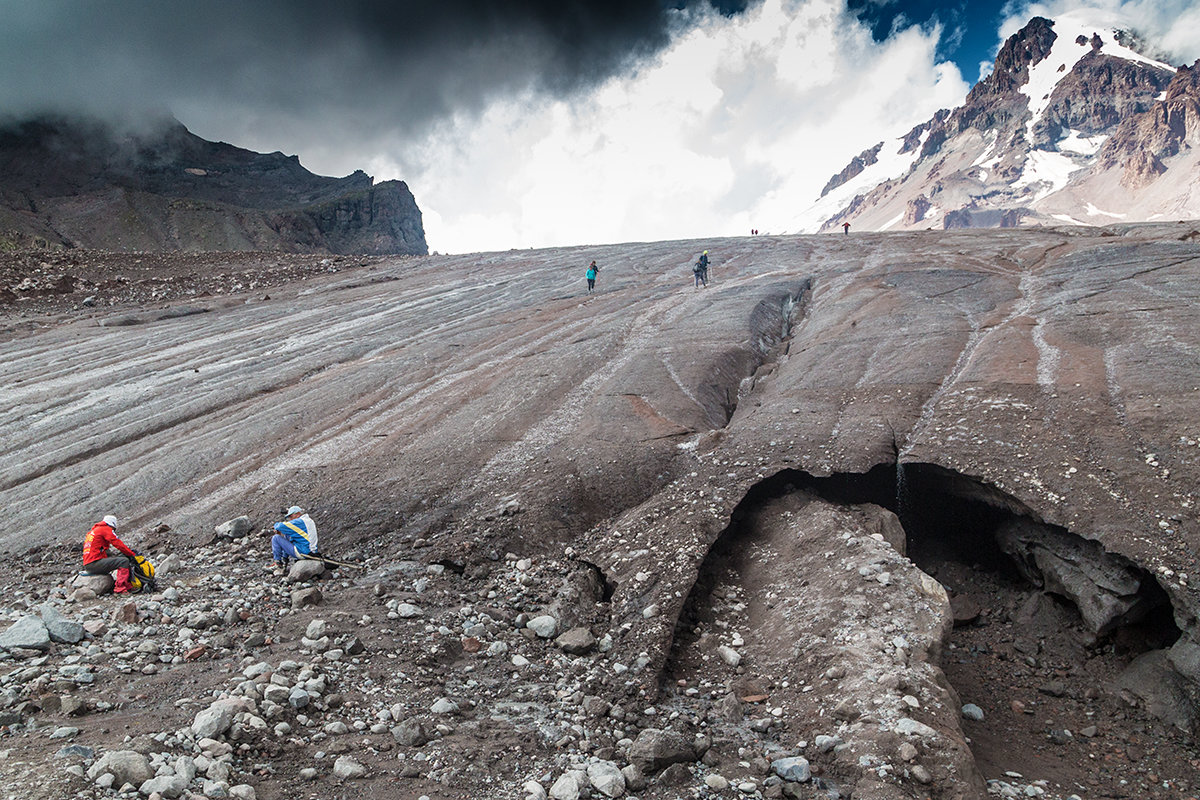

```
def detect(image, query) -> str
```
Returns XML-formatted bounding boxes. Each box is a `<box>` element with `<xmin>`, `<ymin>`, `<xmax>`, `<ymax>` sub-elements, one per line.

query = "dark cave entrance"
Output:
<box><xmin>725</xmin><ymin>462</ymin><xmax>1182</xmax><ymax>652</ymax></box>
<box><xmin>666</xmin><ymin>460</ymin><xmax>1189</xmax><ymax>792</ymax></box>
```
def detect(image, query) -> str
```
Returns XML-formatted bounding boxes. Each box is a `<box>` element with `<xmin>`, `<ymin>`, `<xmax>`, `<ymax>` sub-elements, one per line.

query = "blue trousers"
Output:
<box><xmin>271</xmin><ymin>534</ymin><xmax>301</xmax><ymax>562</ymax></box>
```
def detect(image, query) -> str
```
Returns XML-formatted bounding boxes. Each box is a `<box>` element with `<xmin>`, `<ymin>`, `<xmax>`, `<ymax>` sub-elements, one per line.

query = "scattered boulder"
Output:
<box><xmin>191</xmin><ymin>698</ymin><xmax>255</xmax><ymax>739</ymax></box>
<box><xmin>526</xmin><ymin>615</ymin><xmax>558</xmax><ymax>638</ymax></box>
<box><xmin>629</xmin><ymin>728</ymin><xmax>696</xmax><ymax>773</ymax></box>
<box><xmin>332</xmin><ymin>756</ymin><xmax>367</xmax><ymax>779</ymax></box>
<box><xmin>215</xmin><ymin>516</ymin><xmax>253</xmax><ymax>539</ymax></box>
<box><xmin>771</xmin><ymin>756</ymin><xmax>811</xmax><ymax>782</ymax></box>
<box><xmin>556</xmin><ymin>627</ymin><xmax>596</xmax><ymax>655</ymax></box>
<box><xmin>0</xmin><ymin>615</ymin><xmax>51</xmax><ymax>651</ymax></box>
<box><xmin>549</xmin><ymin>771</ymin><xmax>582</xmax><ymax>800</ymax></box>
<box><xmin>38</xmin><ymin>604</ymin><xmax>84</xmax><ymax>644</ymax></box>
<box><xmin>586</xmin><ymin>761</ymin><xmax>625</xmax><ymax>798</ymax></box>
<box><xmin>390</xmin><ymin>718</ymin><xmax>430</xmax><ymax>747</ymax></box>
<box><xmin>1115</xmin><ymin>650</ymin><xmax>1199</xmax><ymax>733</ymax></box>
<box><xmin>139</xmin><ymin>774</ymin><xmax>188</xmax><ymax>798</ymax></box>
<box><xmin>291</xmin><ymin>587</ymin><xmax>323</xmax><ymax>609</ymax></box>
<box><xmin>87</xmin><ymin>750</ymin><xmax>154</xmax><ymax>787</ymax></box>
<box><xmin>288</xmin><ymin>559</ymin><xmax>325</xmax><ymax>582</ymax></box>
<box><xmin>70</xmin><ymin>573</ymin><xmax>113</xmax><ymax>596</ymax></box>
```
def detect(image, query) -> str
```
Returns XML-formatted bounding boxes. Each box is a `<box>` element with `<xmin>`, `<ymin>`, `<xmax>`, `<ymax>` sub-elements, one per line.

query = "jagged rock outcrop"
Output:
<box><xmin>1031</xmin><ymin>51</ymin><xmax>1174</xmax><ymax>145</ymax></box>
<box><xmin>820</xmin><ymin>142</ymin><xmax>883</xmax><ymax>197</ymax></box>
<box><xmin>0</xmin><ymin>116</ymin><xmax>427</xmax><ymax>255</ymax></box>
<box><xmin>1098</xmin><ymin>61</ymin><xmax>1200</xmax><ymax>171</ymax></box>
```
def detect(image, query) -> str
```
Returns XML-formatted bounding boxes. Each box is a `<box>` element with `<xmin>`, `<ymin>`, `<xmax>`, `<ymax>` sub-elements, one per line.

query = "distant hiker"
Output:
<box><xmin>693</xmin><ymin>250</ymin><xmax>710</xmax><ymax>288</ymax></box>
<box><xmin>82</xmin><ymin>515</ymin><xmax>138</xmax><ymax>593</ymax></box>
<box><xmin>842</xmin><ymin>221</ymin><xmax>851</xmax><ymax>235</ymax></box>
<box><xmin>271</xmin><ymin>505</ymin><xmax>319</xmax><ymax>573</ymax></box>
<box><xmin>586</xmin><ymin>261</ymin><xmax>598</xmax><ymax>293</ymax></box>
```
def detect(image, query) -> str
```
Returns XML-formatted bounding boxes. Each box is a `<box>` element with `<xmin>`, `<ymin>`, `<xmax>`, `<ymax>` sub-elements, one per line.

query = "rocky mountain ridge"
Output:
<box><xmin>798</xmin><ymin>12</ymin><xmax>1200</xmax><ymax>233</ymax></box>
<box><xmin>0</xmin><ymin>116</ymin><xmax>427</xmax><ymax>255</ymax></box>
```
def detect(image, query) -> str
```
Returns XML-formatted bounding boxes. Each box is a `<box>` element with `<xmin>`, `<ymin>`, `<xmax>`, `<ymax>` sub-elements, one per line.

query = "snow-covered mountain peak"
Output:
<box><xmin>1019</xmin><ymin>10</ymin><xmax>1175</xmax><ymax>138</ymax></box>
<box><xmin>797</xmin><ymin>11</ymin><xmax>1198</xmax><ymax>234</ymax></box>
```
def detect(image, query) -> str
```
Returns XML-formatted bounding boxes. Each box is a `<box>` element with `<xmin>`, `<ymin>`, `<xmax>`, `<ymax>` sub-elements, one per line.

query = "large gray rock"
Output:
<box><xmin>139</xmin><ymin>774</ymin><xmax>188</xmax><ymax>798</ymax></box>
<box><xmin>38</xmin><ymin>604</ymin><xmax>84</xmax><ymax>644</ymax></box>
<box><xmin>288</xmin><ymin>559</ymin><xmax>325</xmax><ymax>582</ymax></box>
<box><xmin>555</xmin><ymin>627</ymin><xmax>596</xmax><ymax>655</ymax></box>
<box><xmin>1169</xmin><ymin>639</ymin><xmax>1200</xmax><ymax>683</ymax></box>
<box><xmin>995</xmin><ymin>518</ymin><xmax>1150</xmax><ymax>635</ymax></box>
<box><xmin>771</xmin><ymin>756</ymin><xmax>811</xmax><ymax>782</ymax></box>
<box><xmin>1115</xmin><ymin>650</ymin><xmax>1199</xmax><ymax>733</ymax></box>
<box><xmin>332</xmin><ymin>756</ymin><xmax>366</xmax><ymax>779</ymax></box>
<box><xmin>70</xmin><ymin>573</ymin><xmax>114</xmax><ymax>595</ymax></box>
<box><xmin>390</xmin><ymin>717</ymin><xmax>430</xmax><ymax>747</ymax></box>
<box><xmin>0</xmin><ymin>615</ymin><xmax>51</xmax><ymax>651</ymax></box>
<box><xmin>549</xmin><ymin>772</ymin><xmax>582</xmax><ymax>800</ymax></box>
<box><xmin>87</xmin><ymin>750</ymin><xmax>154</xmax><ymax>786</ymax></box>
<box><xmin>191</xmin><ymin>697</ymin><xmax>254</xmax><ymax>739</ymax></box>
<box><xmin>629</xmin><ymin>728</ymin><xmax>696</xmax><ymax>773</ymax></box>
<box><xmin>586</xmin><ymin>761</ymin><xmax>626</xmax><ymax>798</ymax></box>
<box><xmin>291</xmin><ymin>587</ymin><xmax>323</xmax><ymax>609</ymax></box>
<box><xmin>526</xmin><ymin>615</ymin><xmax>558</xmax><ymax>638</ymax></box>
<box><xmin>215</xmin><ymin>516</ymin><xmax>253</xmax><ymax>538</ymax></box>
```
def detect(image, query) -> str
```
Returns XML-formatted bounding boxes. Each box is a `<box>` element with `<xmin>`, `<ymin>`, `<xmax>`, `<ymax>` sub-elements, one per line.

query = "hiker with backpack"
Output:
<box><xmin>586</xmin><ymin>260</ymin><xmax>598</xmax><ymax>293</ymax></box>
<box><xmin>82</xmin><ymin>514</ymin><xmax>139</xmax><ymax>593</ymax></box>
<box><xmin>693</xmin><ymin>250</ymin><xmax>709</xmax><ymax>288</ymax></box>
<box><xmin>271</xmin><ymin>505</ymin><xmax>319</xmax><ymax>574</ymax></box>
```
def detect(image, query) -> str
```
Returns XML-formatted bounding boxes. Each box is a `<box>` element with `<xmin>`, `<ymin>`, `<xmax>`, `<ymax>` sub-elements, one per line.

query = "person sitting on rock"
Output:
<box><xmin>82</xmin><ymin>514</ymin><xmax>138</xmax><ymax>593</ymax></box>
<box><xmin>271</xmin><ymin>505</ymin><xmax>319</xmax><ymax>573</ymax></box>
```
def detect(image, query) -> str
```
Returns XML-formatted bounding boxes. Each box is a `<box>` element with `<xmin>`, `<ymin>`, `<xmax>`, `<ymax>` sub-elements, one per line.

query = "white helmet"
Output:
<box><xmin>286</xmin><ymin>506</ymin><xmax>303</xmax><ymax>516</ymax></box>
<box><xmin>102</xmin><ymin>515</ymin><xmax>118</xmax><ymax>528</ymax></box>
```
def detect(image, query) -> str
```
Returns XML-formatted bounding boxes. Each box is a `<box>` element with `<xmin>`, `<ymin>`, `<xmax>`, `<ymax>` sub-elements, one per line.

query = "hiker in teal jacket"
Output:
<box><xmin>586</xmin><ymin>261</ymin><xmax>598</xmax><ymax>293</ymax></box>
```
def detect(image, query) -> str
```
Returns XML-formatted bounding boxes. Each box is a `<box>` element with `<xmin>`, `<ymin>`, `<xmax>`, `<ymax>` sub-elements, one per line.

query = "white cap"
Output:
<box><xmin>102</xmin><ymin>515</ymin><xmax>118</xmax><ymax>528</ymax></box>
<box><xmin>286</xmin><ymin>506</ymin><xmax>303</xmax><ymax>516</ymax></box>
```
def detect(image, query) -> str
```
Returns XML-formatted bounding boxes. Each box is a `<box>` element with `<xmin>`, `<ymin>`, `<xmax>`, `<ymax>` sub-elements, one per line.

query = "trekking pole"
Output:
<box><xmin>299</xmin><ymin>553</ymin><xmax>366</xmax><ymax>569</ymax></box>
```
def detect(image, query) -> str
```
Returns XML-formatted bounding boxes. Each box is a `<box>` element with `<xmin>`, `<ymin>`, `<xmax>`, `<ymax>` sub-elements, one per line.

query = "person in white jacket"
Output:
<box><xmin>270</xmin><ymin>505</ymin><xmax>318</xmax><ymax>571</ymax></box>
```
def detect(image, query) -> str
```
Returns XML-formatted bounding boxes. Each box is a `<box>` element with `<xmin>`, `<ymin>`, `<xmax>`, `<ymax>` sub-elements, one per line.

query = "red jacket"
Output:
<box><xmin>83</xmin><ymin>521</ymin><xmax>135</xmax><ymax>565</ymax></box>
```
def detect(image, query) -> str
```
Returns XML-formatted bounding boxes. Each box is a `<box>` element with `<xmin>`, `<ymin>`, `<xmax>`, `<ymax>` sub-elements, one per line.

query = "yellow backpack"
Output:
<box><xmin>129</xmin><ymin>554</ymin><xmax>157</xmax><ymax>594</ymax></box>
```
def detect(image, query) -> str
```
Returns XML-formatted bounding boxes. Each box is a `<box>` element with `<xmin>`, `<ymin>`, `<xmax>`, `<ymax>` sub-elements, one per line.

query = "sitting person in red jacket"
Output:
<box><xmin>83</xmin><ymin>515</ymin><xmax>138</xmax><ymax>593</ymax></box>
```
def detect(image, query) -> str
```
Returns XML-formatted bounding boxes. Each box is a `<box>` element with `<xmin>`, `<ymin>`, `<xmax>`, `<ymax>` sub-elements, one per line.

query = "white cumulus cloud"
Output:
<box><xmin>369</xmin><ymin>0</ymin><xmax>970</xmax><ymax>252</ymax></box>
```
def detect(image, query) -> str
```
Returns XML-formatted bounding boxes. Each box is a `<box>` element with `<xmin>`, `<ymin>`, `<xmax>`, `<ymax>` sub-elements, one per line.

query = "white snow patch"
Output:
<box><xmin>1058</xmin><ymin>129</ymin><xmax>1107</xmax><ymax>155</ymax></box>
<box><xmin>1032</xmin><ymin>319</ymin><xmax>1061</xmax><ymax>387</ymax></box>
<box><xmin>879</xmin><ymin>212</ymin><xmax>906</xmax><ymax>231</ymax></box>
<box><xmin>791</xmin><ymin>133</ymin><xmax>928</xmax><ymax>233</ymax></box>
<box><xmin>977</xmin><ymin>169</ymin><xmax>989</xmax><ymax>182</ymax></box>
<box><xmin>970</xmin><ymin>132</ymin><xmax>1000</xmax><ymax>168</ymax></box>
<box><xmin>1014</xmin><ymin>149</ymin><xmax>1081</xmax><ymax>201</ymax></box>
<box><xmin>1050</xmin><ymin>213</ymin><xmax>1088</xmax><ymax>225</ymax></box>
<box><xmin>1021</xmin><ymin>10</ymin><xmax>1175</xmax><ymax>138</ymax></box>
<box><xmin>1085</xmin><ymin>202</ymin><xmax>1126</xmax><ymax>219</ymax></box>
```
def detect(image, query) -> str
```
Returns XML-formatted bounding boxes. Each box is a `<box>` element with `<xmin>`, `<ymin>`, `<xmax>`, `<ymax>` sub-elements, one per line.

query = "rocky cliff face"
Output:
<box><xmin>0</xmin><ymin>116</ymin><xmax>427</xmax><ymax>255</ymax></box>
<box><xmin>801</xmin><ymin>12</ymin><xmax>1195</xmax><ymax>234</ymax></box>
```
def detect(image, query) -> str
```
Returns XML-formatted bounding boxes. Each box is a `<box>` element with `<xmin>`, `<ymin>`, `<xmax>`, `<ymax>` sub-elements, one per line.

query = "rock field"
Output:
<box><xmin>1</xmin><ymin>225</ymin><xmax>1198</xmax><ymax>800</ymax></box>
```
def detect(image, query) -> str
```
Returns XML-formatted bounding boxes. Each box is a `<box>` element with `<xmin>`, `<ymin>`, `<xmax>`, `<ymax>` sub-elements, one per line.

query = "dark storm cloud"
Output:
<box><xmin>0</xmin><ymin>0</ymin><xmax>745</xmax><ymax>134</ymax></box>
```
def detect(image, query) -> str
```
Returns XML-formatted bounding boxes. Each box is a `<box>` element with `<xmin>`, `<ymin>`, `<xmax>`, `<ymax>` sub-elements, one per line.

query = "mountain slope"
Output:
<box><xmin>0</xmin><ymin>116</ymin><xmax>428</xmax><ymax>255</ymax></box>
<box><xmin>799</xmin><ymin>11</ymin><xmax>1198</xmax><ymax>232</ymax></box>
